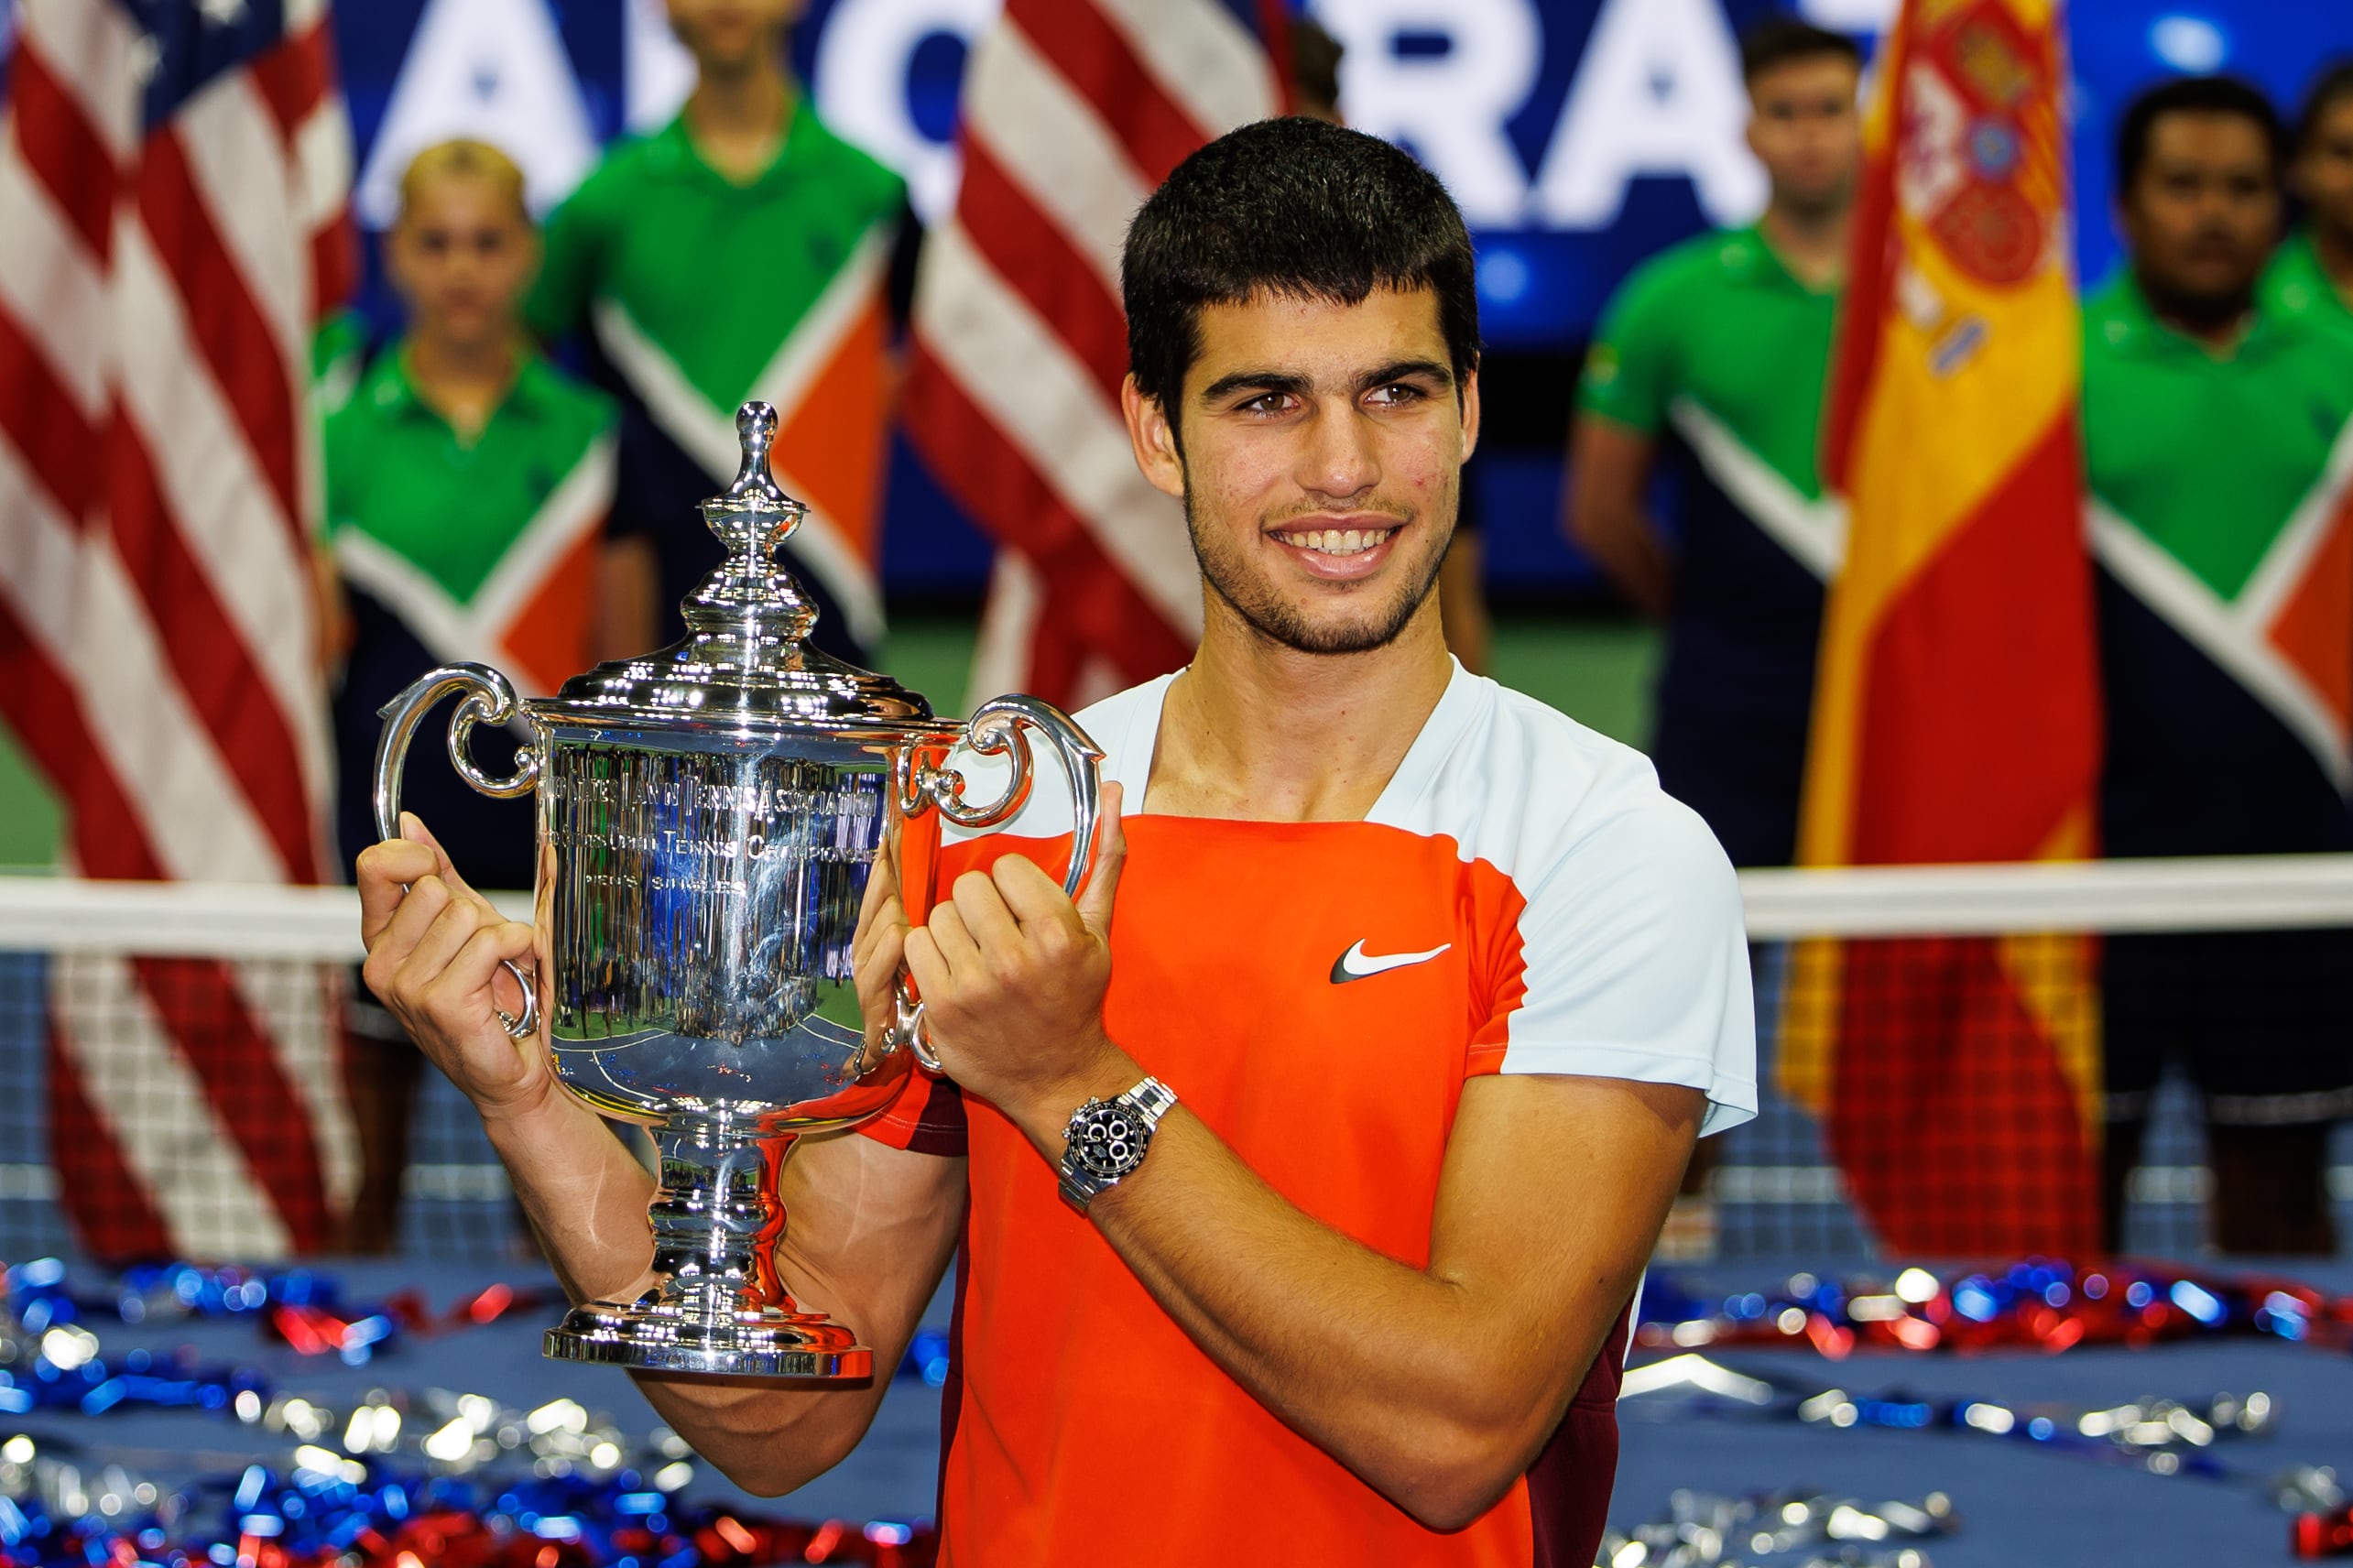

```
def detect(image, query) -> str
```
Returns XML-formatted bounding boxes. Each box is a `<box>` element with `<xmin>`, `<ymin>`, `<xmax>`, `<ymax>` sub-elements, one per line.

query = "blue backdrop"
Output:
<box><xmin>153</xmin><ymin>1</ymin><xmax>2353</xmax><ymax>596</ymax></box>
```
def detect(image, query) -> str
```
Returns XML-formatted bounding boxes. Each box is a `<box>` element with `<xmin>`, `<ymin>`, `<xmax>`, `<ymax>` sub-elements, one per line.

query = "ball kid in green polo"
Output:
<box><xmin>325</xmin><ymin>139</ymin><xmax>625</xmax><ymax>1248</ymax></box>
<box><xmin>2088</xmin><ymin>78</ymin><xmax>2353</xmax><ymax>1258</ymax></box>
<box><xmin>328</xmin><ymin>139</ymin><xmax>623</xmax><ymax>895</ymax></box>
<box><xmin>1569</xmin><ymin>19</ymin><xmax>1860</xmax><ymax>875</ymax></box>
<box><xmin>527</xmin><ymin>0</ymin><xmax>906</xmax><ymax>668</ymax></box>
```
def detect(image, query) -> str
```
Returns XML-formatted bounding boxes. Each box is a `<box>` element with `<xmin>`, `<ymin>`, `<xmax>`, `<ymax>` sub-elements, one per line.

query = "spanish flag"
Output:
<box><xmin>1781</xmin><ymin>0</ymin><xmax>2102</xmax><ymax>1255</ymax></box>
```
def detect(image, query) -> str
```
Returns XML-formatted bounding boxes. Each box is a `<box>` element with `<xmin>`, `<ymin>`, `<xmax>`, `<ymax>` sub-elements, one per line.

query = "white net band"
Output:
<box><xmin>4</xmin><ymin>854</ymin><xmax>2351</xmax><ymax>957</ymax></box>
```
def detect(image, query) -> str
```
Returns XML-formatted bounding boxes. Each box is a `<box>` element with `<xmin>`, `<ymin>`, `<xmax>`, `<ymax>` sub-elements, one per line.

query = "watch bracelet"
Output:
<box><xmin>1058</xmin><ymin>1075</ymin><xmax>1177</xmax><ymax>1211</ymax></box>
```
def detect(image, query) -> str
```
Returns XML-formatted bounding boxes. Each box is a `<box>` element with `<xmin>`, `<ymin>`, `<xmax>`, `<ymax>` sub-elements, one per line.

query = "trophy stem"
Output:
<box><xmin>541</xmin><ymin>1116</ymin><xmax>871</xmax><ymax>1379</ymax></box>
<box><xmin>645</xmin><ymin>1119</ymin><xmax>793</xmax><ymax>1319</ymax></box>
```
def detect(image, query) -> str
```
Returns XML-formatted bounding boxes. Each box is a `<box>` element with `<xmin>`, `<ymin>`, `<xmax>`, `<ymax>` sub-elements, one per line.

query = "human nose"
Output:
<box><xmin>1299</xmin><ymin>399</ymin><xmax>1380</xmax><ymax>500</ymax></box>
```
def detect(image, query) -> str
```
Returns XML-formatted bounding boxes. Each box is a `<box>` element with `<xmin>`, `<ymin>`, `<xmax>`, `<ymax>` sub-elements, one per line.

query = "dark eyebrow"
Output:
<box><xmin>1196</xmin><ymin>359</ymin><xmax>1455</xmax><ymax>406</ymax></box>
<box><xmin>1356</xmin><ymin>359</ymin><xmax>1454</xmax><ymax>393</ymax></box>
<box><xmin>1197</xmin><ymin>369</ymin><xmax>1313</xmax><ymax>405</ymax></box>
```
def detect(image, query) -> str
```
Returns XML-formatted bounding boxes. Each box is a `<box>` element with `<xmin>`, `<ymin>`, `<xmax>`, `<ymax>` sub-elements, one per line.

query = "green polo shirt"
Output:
<box><xmin>2261</xmin><ymin>227</ymin><xmax>2353</xmax><ymax>347</ymax></box>
<box><xmin>312</xmin><ymin>309</ymin><xmax>371</xmax><ymax>417</ymax></box>
<box><xmin>1578</xmin><ymin>223</ymin><xmax>1839</xmax><ymax>502</ymax></box>
<box><xmin>1573</xmin><ymin>224</ymin><xmax>1843</xmax><ymax>867</ymax></box>
<box><xmin>2082</xmin><ymin>271</ymin><xmax>2353</xmax><ymax>601</ymax></box>
<box><xmin>526</xmin><ymin>100</ymin><xmax>904</xmax><ymax>410</ymax></box>
<box><xmin>2085</xmin><ymin>269</ymin><xmax>2353</xmax><ymax>859</ymax></box>
<box><xmin>325</xmin><ymin>345</ymin><xmax>615</xmax><ymax>603</ymax></box>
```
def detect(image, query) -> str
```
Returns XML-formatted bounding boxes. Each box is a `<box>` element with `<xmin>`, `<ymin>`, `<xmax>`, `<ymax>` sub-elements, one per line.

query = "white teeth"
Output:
<box><xmin>1275</xmin><ymin>527</ymin><xmax>1390</xmax><ymax>557</ymax></box>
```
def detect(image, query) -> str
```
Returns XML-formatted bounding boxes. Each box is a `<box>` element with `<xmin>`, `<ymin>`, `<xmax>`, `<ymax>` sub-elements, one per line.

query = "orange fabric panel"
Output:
<box><xmin>776</xmin><ymin>291</ymin><xmax>890</xmax><ymax>564</ymax></box>
<box><xmin>878</xmin><ymin>816</ymin><xmax>1545</xmax><ymax>1565</ymax></box>
<box><xmin>2265</xmin><ymin>497</ymin><xmax>2353</xmax><ymax>742</ymax></box>
<box><xmin>496</xmin><ymin>528</ymin><xmax>601</xmax><ymax>695</ymax></box>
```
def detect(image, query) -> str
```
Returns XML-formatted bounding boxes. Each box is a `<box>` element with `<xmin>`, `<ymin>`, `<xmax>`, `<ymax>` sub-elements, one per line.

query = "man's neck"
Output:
<box><xmin>1759</xmin><ymin>200</ymin><xmax>1849</xmax><ymax>291</ymax></box>
<box><xmin>684</xmin><ymin>61</ymin><xmax>793</xmax><ymax>185</ymax></box>
<box><xmin>2315</xmin><ymin>223</ymin><xmax>2353</xmax><ymax>309</ymax></box>
<box><xmin>1146</xmin><ymin>601</ymin><xmax>1455</xmax><ymax>824</ymax></box>
<box><xmin>405</xmin><ymin>332</ymin><xmax>517</xmax><ymax>443</ymax></box>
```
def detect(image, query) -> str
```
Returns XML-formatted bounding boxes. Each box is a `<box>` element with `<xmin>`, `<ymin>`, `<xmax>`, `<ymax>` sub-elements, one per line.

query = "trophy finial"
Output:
<box><xmin>722</xmin><ymin>400</ymin><xmax>788</xmax><ymax>508</ymax></box>
<box><xmin>684</xmin><ymin>400</ymin><xmax>816</xmax><ymax>643</ymax></box>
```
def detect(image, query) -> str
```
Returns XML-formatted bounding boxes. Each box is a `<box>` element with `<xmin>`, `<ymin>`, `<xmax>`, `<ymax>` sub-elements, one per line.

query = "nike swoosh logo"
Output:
<box><xmin>1330</xmin><ymin>940</ymin><xmax>1453</xmax><ymax>984</ymax></box>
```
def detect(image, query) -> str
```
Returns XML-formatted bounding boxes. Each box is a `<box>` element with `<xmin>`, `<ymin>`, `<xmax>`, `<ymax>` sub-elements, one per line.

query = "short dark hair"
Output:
<box><xmin>2294</xmin><ymin>60</ymin><xmax>2353</xmax><ymax>157</ymax></box>
<box><xmin>1122</xmin><ymin>117</ymin><xmax>1478</xmax><ymax>432</ymax></box>
<box><xmin>1738</xmin><ymin>17</ymin><xmax>1861</xmax><ymax>84</ymax></box>
<box><xmin>2115</xmin><ymin>75</ymin><xmax>2286</xmax><ymax>196</ymax></box>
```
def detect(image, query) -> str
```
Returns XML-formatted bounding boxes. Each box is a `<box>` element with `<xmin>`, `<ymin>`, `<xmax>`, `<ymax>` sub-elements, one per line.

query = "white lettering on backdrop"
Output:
<box><xmin>367</xmin><ymin>0</ymin><xmax>1836</xmax><ymax>235</ymax></box>
<box><xmin>1527</xmin><ymin>0</ymin><xmax>1764</xmax><ymax>226</ymax></box>
<box><xmin>812</xmin><ymin>0</ymin><xmax>1003</xmax><ymax>225</ymax></box>
<box><xmin>1312</xmin><ymin>0</ymin><xmax>1545</xmax><ymax>227</ymax></box>
<box><xmin>354</xmin><ymin>0</ymin><xmax>600</xmax><ymax>228</ymax></box>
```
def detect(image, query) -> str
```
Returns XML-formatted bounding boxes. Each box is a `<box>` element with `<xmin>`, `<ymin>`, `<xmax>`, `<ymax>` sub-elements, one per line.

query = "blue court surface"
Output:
<box><xmin>14</xmin><ymin>1256</ymin><xmax>2353</xmax><ymax>1564</ymax></box>
<box><xmin>1612</xmin><ymin>1260</ymin><xmax>2353</xmax><ymax>1566</ymax></box>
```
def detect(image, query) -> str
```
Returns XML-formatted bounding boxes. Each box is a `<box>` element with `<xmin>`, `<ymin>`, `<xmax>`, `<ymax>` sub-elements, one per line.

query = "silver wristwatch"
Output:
<box><xmin>1057</xmin><ymin>1076</ymin><xmax>1179</xmax><ymax>1213</ymax></box>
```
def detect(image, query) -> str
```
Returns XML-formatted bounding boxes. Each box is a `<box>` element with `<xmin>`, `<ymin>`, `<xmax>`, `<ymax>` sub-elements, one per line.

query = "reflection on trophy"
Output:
<box><xmin>373</xmin><ymin>402</ymin><xmax>1103</xmax><ymax>1379</ymax></box>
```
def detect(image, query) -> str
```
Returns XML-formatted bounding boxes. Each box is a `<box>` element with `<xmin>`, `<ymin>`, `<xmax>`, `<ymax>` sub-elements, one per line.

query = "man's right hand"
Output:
<box><xmin>356</xmin><ymin>812</ymin><xmax>551</xmax><ymax>1123</ymax></box>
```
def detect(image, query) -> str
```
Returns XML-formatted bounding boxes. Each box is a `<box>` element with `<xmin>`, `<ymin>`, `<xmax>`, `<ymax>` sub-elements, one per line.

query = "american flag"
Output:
<box><xmin>0</xmin><ymin>0</ymin><xmax>360</xmax><ymax>1258</ymax></box>
<box><xmin>904</xmin><ymin>0</ymin><xmax>1287</xmax><ymax>710</ymax></box>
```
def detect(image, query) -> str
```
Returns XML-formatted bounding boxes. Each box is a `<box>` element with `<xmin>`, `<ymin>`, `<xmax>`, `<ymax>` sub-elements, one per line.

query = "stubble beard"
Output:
<box><xmin>1182</xmin><ymin>481</ymin><xmax>1453</xmax><ymax>657</ymax></box>
<box><xmin>2136</xmin><ymin>258</ymin><xmax>2258</xmax><ymax>337</ymax></box>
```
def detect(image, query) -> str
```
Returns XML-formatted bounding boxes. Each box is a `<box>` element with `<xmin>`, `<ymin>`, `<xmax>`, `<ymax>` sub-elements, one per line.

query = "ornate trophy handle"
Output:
<box><xmin>374</xmin><ymin>663</ymin><xmax>544</xmax><ymax>1041</ymax></box>
<box><xmin>889</xmin><ymin>696</ymin><xmax>1106</xmax><ymax>1073</ymax></box>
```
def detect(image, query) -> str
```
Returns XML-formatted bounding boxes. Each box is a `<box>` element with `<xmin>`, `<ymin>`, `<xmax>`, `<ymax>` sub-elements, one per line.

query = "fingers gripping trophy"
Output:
<box><xmin>372</xmin><ymin>403</ymin><xmax>1104</xmax><ymax>1378</ymax></box>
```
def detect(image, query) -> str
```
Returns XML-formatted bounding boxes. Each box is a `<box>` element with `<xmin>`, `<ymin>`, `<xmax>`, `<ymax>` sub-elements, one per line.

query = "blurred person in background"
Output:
<box><xmin>1565</xmin><ymin>17</ymin><xmax>1859</xmax><ymax>1258</ymax></box>
<box><xmin>2089</xmin><ymin>77</ymin><xmax>2353</xmax><ymax>1256</ymax></box>
<box><xmin>1291</xmin><ymin>16</ymin><xmax>1492</xmax><ymax>674</ymax></box>
<box><xmin>2269</xmin><ymin>60</ymin><xmax>2353</xmax><ymax>338</ymax></box>
<box><xmin>528</xmin><ymin>0</ymin><xmax>910</xmax><ymax>669</ymax></box>
<box><xmin>327</xmin><ymin>140</ymin><xmax>625</xmax><ymax>1250</ymax></box>
<box><xmin>1566</xmin><ymin>17</ymin><xmax>1857</xmax><ymax>870</ymax></box>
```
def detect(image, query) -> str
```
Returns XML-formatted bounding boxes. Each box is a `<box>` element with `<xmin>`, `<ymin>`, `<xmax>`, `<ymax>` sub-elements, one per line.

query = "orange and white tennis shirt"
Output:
<box><xmin>864</xmin><ymin>661</ymin><xmax>1757</xmax><ymax>1566</ymax></box>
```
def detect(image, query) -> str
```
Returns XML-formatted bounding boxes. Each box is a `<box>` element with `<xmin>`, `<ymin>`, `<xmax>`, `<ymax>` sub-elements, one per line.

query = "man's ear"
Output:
<box><xmin>1121</xmin><ymin>374</ymin><xmax>1188</xmax><ymax>501</ymax></box>
<box><xmin>1459</xmin><ymin>362</ymin><xmax>1482</xmax><ymax>464</ymax></box>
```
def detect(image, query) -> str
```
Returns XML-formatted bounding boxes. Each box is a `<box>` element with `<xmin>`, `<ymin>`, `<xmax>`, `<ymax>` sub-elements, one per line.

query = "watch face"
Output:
<box><xmin>1071</xmin><ymin>1102</ymin><xmax>1150</xmax><ymax>1180</ymax></box>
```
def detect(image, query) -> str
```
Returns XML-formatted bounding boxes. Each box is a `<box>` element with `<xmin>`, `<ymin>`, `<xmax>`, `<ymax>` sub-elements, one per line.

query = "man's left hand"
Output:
<box><xmin>902</xmin><ymin>783</ymin><xmax>1134</xmax><ymax>1130</ymax></box>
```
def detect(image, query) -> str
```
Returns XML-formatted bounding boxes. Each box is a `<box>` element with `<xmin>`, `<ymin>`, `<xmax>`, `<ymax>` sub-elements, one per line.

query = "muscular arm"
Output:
<box><xmin>357</xmin><ymin>821</ymin><xmax>963</xmax><ymax>1497</ymax></box>
<box><xmin>1011</xmin><ymin>1067</ymin><xmax>1695</xmax><ymax>1529</ymax></box>
<box><xmin>1567</xmin><ymin>415</ymin><xmax>1672</xmax><ymax>617</ymax></box>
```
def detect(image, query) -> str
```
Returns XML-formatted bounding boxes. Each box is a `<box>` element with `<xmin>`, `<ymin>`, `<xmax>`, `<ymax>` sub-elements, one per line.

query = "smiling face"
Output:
<box><xmin>1123</xmin><ymin>285</ymin><xmax>1477</xmax><ymax>658</ymax></box>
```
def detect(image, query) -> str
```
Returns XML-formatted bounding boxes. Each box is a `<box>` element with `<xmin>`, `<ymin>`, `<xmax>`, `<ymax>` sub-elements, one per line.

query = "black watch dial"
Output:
<box><xmin>1070</xmin><ymin>1100</ymin><xmax>1151</xmax><ymax>1180</ymax></box>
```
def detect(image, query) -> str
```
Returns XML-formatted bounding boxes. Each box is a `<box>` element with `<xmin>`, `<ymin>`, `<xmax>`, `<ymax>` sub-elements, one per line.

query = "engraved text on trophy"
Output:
<box><xmin>542</xmin><ymin>746</ymin><xmax>887</xmax><ymax>1045</ymax></box>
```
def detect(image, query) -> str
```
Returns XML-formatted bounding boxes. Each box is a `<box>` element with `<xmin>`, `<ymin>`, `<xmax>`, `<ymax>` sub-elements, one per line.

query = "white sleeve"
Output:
<box><xmin>1495</xmin><ymin>792</ymin><xmax>1759</xmax><ymax>1137</ymax></box>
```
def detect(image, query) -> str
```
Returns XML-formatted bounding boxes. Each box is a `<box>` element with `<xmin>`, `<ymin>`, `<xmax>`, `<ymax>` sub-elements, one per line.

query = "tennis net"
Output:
<box><xmin>1</xmin><ymin>855</ymin><xmax>2349</xmax><ymax>1263</ymax></box>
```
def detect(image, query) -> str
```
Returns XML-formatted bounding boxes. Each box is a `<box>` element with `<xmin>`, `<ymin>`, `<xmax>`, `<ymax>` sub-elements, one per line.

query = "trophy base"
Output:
<box><xmin>543</xmin><ymin>1299</ymin><xmax>874</xmax><ymax>1380</ymax></box>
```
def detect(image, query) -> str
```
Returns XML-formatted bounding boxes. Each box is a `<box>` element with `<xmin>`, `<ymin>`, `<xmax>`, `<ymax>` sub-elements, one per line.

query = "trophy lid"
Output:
<box><xmin>533</xmin><ymin>402</ymin><xmax>947</xmax><ymax>738</ymax></box>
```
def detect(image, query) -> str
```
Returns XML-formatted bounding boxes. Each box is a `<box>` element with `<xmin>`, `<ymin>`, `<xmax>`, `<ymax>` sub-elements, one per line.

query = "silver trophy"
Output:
<box><xmin>374</xmin><ymin>403</ymin><xmax>1103</xmax><ymax>1379</ymax></box>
